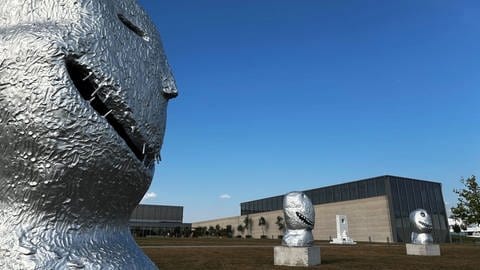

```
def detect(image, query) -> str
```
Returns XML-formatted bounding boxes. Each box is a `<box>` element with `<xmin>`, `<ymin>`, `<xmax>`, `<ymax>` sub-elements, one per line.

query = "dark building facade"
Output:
<box><xmin>240</xmin><ymin>175</ymin><xmax>449</xmax><ymax>243</ymax></box>
<box><xmin>129</xmin><ymin>204</ymin><xmax>191</xmax><ymax>237</ymax></box>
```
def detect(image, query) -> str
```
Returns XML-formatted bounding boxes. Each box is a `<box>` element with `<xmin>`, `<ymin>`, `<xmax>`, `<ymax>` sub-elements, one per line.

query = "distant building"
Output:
<box><xmin>193</xmin><ymin>175</ymin><xmax>450</xmax><ymax>243</ymax></box>
<box><xmin>448</xmin><ymin>218</ymin><xmax>480</xmax><ymax>238</ymax></box>
<box><xmin>129</xmin><ymin>204</ymin><xmax>191</xmax><ymax>237</ymax></box>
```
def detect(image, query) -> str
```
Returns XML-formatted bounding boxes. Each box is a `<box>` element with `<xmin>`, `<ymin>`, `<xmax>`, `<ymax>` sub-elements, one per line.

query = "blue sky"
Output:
<box><xmin>137</xmin><ymin>0</ymin><xmax>480</xmax><ymax>222</ymax></box>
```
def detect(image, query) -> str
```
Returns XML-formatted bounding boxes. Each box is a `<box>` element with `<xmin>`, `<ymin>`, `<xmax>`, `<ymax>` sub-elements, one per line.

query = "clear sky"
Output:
<box><xmin>137</xmin><ymin>0</ymin><xmax>480</xmax><ymax>223</ymax></box>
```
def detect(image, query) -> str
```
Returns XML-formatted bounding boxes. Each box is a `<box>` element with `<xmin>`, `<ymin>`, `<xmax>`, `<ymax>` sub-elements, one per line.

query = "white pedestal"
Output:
<box><xmin>405</xmin><ymin>243</ymin><xmax>441</xmax><ymax>256</ymax></box>
<box><xmin>274</xmin><ymin>246</ymin><xmax>321</xmax><ymax>267</ymax></box>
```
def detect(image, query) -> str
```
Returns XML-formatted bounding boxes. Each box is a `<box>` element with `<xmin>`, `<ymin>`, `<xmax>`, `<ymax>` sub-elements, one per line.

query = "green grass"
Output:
<box><xmin>137</xmin><ymin>238</ymin><xmax>480</xmax><ymax>270</ymax></box>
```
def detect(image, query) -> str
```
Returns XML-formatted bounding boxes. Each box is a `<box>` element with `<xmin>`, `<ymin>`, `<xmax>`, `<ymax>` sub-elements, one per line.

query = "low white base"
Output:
<box><xmin>405</xmin><ymin>243</ymin><xmax>441</xmax><ymax>256</ymax></box>
<box><xmin>274</xmin><ymin>246</ymin><xmax>321</xmax><ymax>267</ymax></box>
<box><xmin>330</xmin><ymin>238</ymin><xmax>357</xmax><ymax>245</ymax></box>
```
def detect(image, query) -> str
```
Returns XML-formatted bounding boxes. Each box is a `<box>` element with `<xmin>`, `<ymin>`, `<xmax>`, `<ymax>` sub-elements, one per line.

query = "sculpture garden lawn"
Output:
<box><xmin>137</xmin><ymin>238</ymin><xmax>480</xmax><ymax>270</ymax></box>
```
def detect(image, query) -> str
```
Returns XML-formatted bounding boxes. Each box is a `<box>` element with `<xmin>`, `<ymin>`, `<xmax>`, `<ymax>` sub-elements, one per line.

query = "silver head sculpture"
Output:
<box><xmin>0</xmin><ymin>0</ymin><xmax>177</xmax><ymax>269</ymax></box>
<box><xmin>282</xmin><ymin>192</ymin><xmax>315</xmax><ymax>247</ymax></box>
<box><xmin>410</xmin><ymin>209</ymin><xmax>434</xmax><ymax>244</ymax></box>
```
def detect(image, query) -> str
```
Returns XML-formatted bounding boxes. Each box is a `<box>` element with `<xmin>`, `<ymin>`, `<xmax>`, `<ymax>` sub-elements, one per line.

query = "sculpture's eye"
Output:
<box><xmin>118</xmin><ymin>14</ymin><xmax>150</xmax><ymax>41</ymax></box>
<box><xmin>420</xmin><ymin>212</ymin><xmax>425</xmax><ymax>217</ymax></box>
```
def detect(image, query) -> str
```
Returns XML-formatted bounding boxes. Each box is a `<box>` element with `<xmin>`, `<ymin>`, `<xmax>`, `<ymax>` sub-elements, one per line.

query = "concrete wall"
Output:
<box><xmin>313</xmin><ymin>195</ymin><xmax>393</xmax><ymax>242</ymax></box>
<box><xmin>193</xmin><ymin>195</ymin><xmax>394</xmax><ymax>243</ymax></box>
<box><xmin>193</xmin><ymin>210</ymin><xmax>284</xmax><ymax>239</ymax></box>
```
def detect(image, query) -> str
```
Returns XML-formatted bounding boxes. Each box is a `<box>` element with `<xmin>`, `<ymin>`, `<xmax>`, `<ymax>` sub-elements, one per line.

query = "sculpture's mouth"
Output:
<box><xmin>419</xmin><ymin>221</ymin><xmax>432</xmax><ymax>230</ymax></box>
<box><xmin>65</xmin><ymin>57</ymin><xmax>156</xmax><ymax>168</ymax></box>
<box><xmin>296</xmin><ymin>211</ymin><xmax>314</xmax><ymax>227</ymax></box>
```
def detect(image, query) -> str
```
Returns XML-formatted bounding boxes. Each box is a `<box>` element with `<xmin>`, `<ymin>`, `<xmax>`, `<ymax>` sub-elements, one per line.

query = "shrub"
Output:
<box><xmin>245</xmin><ymin>235</ymin><xmax>252</xmax><ymax>239</ymax></box>
<box><xmin>260</xmin><ymin>235</ymin><xmax>268</xmax><ymax>239</ymax></box>
<box><xmin>277</xmin><ymin>235</ymin><xmax>283</xmax><ymax>239</ymax></box>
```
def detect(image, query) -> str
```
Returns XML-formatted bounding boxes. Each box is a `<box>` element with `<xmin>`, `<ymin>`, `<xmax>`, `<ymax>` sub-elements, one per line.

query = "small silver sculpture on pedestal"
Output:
<box><xmin>410</xmin><ymin>208</ymin><xmax>434</xmax><ymax>244</ymax></box>
<box><xmin>405</xmin><ymin>209</ymin><xmax>441</xmax><ymax>256</ymax></box>
<box><xmin>282</xmin><ymin>191</ymin><xmax>315</xmax><ymax>247</ymax></box>
<box><xmin>274</xmin><ymin>192</ymin><xmax>320</xmax><ymax>267</ymax></box>
<box><xmin>0</xmin><ymin>0</ymin><xmax>177</xmax><ymax>269</ymax></box>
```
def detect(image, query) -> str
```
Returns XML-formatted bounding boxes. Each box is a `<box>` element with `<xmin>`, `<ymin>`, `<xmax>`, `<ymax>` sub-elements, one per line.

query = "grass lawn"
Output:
<box><xmin>137</xmin><ymin>238</ymin><xmax>480</xmax><ymax>270</ymax></box>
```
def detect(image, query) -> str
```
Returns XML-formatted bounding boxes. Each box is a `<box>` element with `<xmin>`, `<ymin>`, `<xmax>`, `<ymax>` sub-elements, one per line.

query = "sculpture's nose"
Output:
<box><xmin>161</xmin><ymin>73</ymin><xmax>178</xmax><ymax>99</ymax></box>
<box><xmin>163</xmin><ymin>87</ymin><xmax>178</xmax><ymax>99</ymax></box>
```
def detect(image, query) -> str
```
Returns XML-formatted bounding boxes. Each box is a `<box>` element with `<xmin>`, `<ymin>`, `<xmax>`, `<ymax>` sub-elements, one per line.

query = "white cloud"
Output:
<box><xmin>219</xmin><ymin>194</ymin><xmax>231</xmax><ymax>199</ymax></box>
<box><xmin>142</xmin><ymin>192</ymin><xmax>157</xmax><ymax>201</ymax></box>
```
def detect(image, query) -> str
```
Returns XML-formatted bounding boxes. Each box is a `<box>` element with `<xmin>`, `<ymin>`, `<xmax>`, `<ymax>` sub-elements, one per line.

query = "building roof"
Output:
<box><xmin>130</xmin><ymin>204</ymin><xmax>184</xmax><ymax>223</ymax></box>
<box><xmin>240</xmin><ymin>175</ymin><xmax>442</xmax><ymax>215</ymax></box>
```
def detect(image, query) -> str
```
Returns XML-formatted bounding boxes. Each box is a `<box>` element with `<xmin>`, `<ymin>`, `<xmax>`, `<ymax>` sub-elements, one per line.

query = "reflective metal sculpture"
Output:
<box><xmin>410</xmin><ymin>209</ymin><xmax>434</xmax><ymax>244</ymax></box>
<box><xmin>282</xmin><ymin>192</ymin><xmax>315</xmax><ymax>247</ymax></box>
<box><xmin>0</xmin><ymin>0</ymin><xmax>177</xmax><ymax>269</ymax></box>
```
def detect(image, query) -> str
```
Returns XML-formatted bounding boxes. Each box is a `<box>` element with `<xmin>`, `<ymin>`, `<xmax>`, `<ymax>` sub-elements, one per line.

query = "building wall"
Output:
<box><xmin>313</xmin><ymin>195</ymin><xmax>393</xmax><ymax>242</ymax></box>
<box><xmin>192</xmin><ymin>211</ymin><xmax>284</xmax><ymax>239</ymax></box>
<box><xmin>193</xmin><ymin>195</ymin><xmax>393</xmax><ymax>242</ymax></box>
<box><xmin>193</xmin><ymin>216</ymin><xmax>245</xmax><ymax>234</ymax></box>
<box><xmin>129</xmin><ymin>204</ymin><xmax>190</xmax><ymax>237</ymax></box>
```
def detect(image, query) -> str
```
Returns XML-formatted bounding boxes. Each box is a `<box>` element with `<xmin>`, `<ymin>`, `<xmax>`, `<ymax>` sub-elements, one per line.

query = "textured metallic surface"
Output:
<box><xmin>282</xmin><ymin>192</ymin><xmax>315</xmax><ymax>247</ymax></box>
<box><xmin>0</xmin><ymin>0</ymin><xmax>177</xmax><ymax>269</ymax></box>
<box><xmin>410</xmin><ymin>209</ymin><xmax>434</xmax><ymax>244</ymax></box>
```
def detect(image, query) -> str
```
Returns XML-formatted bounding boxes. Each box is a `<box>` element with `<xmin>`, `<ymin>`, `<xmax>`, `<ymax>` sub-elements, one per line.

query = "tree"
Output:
<box><xmin>452</xmin><ymin>223</ymin><xmax>461</xmax><ymax>234</ymax></box>
<box><xmin>193</xmin><ymin>226</ymin><xmax>207</xmax><ymax>237</ymax></box>
<box><xmin>451</xmin><ymin>175</ymin><xmax>480</xmax><ymax>226</ymax></box>
<box><xmin>258</xmin><ymin>216</ymin><xmax>267</xmax><ymax>236</ymax></box>
<box><xmin>243</xmin><ymin>215</ymin><xmax>252</xmax><ymax>235</ymax></box>
<box><xmin>276</xmin><ymin>216</ymin><xmax>285</xmax><ymax>232</ymax></box>
<box><xmin>174</xmin><ymin>226</ymin><xmax>181</xmax><ymax>237</ymax></box>
<box><xmin>207</xmin><ymin>226</ymin><xmax>216</xmax><ymax>237</ymax></box>
<box><xmin>237</xmin><ymin>224</ymin><xmax>245</xmax><ymax>236</ymax></box>
<box><xmin>225</xmin><ymin>225</ymin><xmax>233</xmax><ymax>238</ymax></box>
